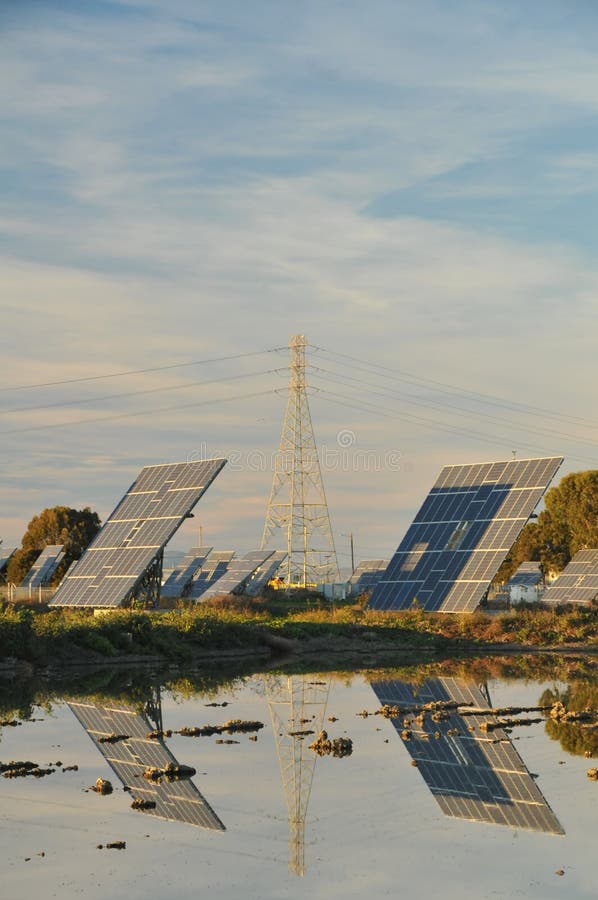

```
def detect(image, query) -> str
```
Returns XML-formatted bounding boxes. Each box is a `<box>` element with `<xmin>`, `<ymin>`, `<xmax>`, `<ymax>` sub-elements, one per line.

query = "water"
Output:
<box><xmin>1</xmin><ymin>657</ymin><xmax>597</xmax><ymax>900</ymax></box>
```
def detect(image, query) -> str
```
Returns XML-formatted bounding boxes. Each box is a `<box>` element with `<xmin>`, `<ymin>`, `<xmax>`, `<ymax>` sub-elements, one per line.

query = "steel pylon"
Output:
<box><xmin>261</xmin><ymin>334</ymin><xmax>340</xmax><ymax>586</ymax></box>
<box><xmin>265</xmin><ymin>675</ymin><xmax>330</xmax><ymax>876</ymax></box>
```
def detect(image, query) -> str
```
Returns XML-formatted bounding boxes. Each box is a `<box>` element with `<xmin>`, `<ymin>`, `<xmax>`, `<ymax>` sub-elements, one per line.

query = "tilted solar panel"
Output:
<box><xmin>369</xmin><ymin>457</ymin><xmax>563</xmax><ymax>613</ymax></box>
<box><xmin>195</xmin><ymin>550</ymin><xmax>275</xmax><ymax>600</ymax></box>
<box><xmin>68</xmin><ymin>700</ymin><xmax>224</xmax><ymax>830</ymax></box>
<box><xmin>245</xmin><ymin>550</ymin><xmax>287</xmax><ymax>596</ymax></box>
<box><xmin>541</xmin><ymin>549</ymin><xmax>598</xmax><ymax>606</ymax></box>
<box><xmin>348</xmin><ymin>559</ymin><xmax>390</xmax><ymax>595</ymax></box>
<box><xmin>161</xmin><ymin>547</ymin><xmax>214</xmax><ymax>599</ymax></box>
<box><xmin>370</xmin><ymin>676</ymin><xmax>563</xmax><ymax>834</ymax></box>
<box><xmin>0</xmin><ymin>547</ymin><xmax>16</xmax><ymax>571</ymax></box>
<box><xmin>50</xmin><ymin>459</ymin><xmax>226</xmax><ymax>608</ymax></box>
<box><xmin>507</xmin><ymin>561</ymin><xmax>543</xmax><ymax>587</ymax></box>
<box><xmin>21</xmin><ymin>545</ymin><xmax>64</xmax><ymax>587</ymax></box>
<box><xmin>188</xmin><ymin>551</ymin><xmax>235</xmax><ymax>599</ymax></box>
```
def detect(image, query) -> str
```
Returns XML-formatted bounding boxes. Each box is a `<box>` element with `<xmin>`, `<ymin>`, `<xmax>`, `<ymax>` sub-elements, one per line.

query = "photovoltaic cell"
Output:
<box><xmin>68</xmin><ymin>701</ymin><xmax>224</xmax><ymax>830</ymax></box>
<box><xmin>50</xmin><ymin>459</ymin><xmax>226</xmax><ymax>608</ymax></box>
<box><xmin>541</xmin><ymin>549</ymin><xmax>598</xmax><ymax>606</ymax></box>
<box><xmin>370</xmin><ymin>676</ymin><xmax>563</xmax><ymax>834</ymax></box>
<box><xmin>369</xmin><ymin>457</ymin><xmax>563</xmax><ymax>613</ymax></box>
<box><xmin>161</xmin><ymin>547</ymin><xmax>214</xmax><ymax>599</ymax></box>
<box><xmin>21</xmin><ymin>545</ymin><xmax>64</xmax><ymax>587</ymax></box>
<box><xmin>195</xmin><ymin>550</ymin><xmax>275</xmax><ymax>600</ymax></box>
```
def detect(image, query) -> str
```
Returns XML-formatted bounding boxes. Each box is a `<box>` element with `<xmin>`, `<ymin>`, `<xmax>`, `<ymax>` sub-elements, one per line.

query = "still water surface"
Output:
<box><xmin>1</xmin><ymin>657</ymin><xmax>597</xmax><ymax>900</ymax></box>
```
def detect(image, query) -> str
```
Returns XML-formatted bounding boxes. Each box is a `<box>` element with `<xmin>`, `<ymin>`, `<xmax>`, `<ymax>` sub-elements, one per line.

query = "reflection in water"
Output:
<box><xmin>265</xmin><ymin>675</ymin><xmax>330</xmax><ymax>876</ymax></box>
<box><xmin>68</xmin><ymin>690</ymin><xmax>225</xmax><ymax>831</ymax></box>
<box><xmin>370</xmin><ymin>677</ymin><xmax>564</xmax><ymax>835</ymax></box>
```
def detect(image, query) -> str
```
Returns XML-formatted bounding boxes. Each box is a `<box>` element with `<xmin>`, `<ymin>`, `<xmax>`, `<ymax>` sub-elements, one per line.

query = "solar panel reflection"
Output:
<box><xmin>369</xmin><ymin>457</ymin><xmax>563</xmax><ymax>613</ymax></box>
<box><xmin>369</xmin><ymin>676</ymin><xmax>563</xmax><ymax>834</ymax></box>
<box><xmin>68</xmin><ymin>701</ymin><xmax>225</xmax><ymax>831</ymax></box>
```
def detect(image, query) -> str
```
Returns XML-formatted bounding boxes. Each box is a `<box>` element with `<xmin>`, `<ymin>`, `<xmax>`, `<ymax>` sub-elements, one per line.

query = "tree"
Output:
<box><xmin>7</xmin><ymin>506</ymin><xmax>101</xmax><ymax>585</ymax></box>
<box><xmin>494</xmin><ymin>470</ymin><xmax>598</xmax><ymax>582</ymax></box>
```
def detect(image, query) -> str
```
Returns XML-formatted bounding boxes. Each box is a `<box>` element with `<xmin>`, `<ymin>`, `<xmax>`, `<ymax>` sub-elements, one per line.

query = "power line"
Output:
<box><xmin>0</xmin><ymin>347</ymin><xmax>287</xmax><ymax>393</ymax></box>
<box><xmin>310</xmin><ymin>385</ymin><xmax>598</xmax><ymax>465</ymax></box>
<box><xmin>309</xmin><ymin>343</ymin><xmax>597</xmax><ymax>431</ymax></box>
<box><xmin>0</xmin><ymin>388</ymin><xmax>279</xmax><ymax>437</ymax></box>
<box><xmin>310</xmin><ymin>365</ymin><xmax>598</xmax><ymax>450</ymax></box>
<box><xmin>1</xmin><ymin>367</ymin><xmax>286</xmax><ymax>416</ymax></box>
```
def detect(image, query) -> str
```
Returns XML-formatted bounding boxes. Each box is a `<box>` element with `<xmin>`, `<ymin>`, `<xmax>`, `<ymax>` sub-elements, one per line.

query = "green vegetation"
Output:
<box><xmin>2</xmin><ymin>599</ymin><xmax>598</xmax><ymax>668</ymax></box>
<box><xmin>6</xmin><ymin>506</ymin><xmax>101</xmax><ymax>585</ymax></box>
<box><xmin>495</xmin><ymin>469</ymin><xmax>598</xmax><ymax>581</ymax></box>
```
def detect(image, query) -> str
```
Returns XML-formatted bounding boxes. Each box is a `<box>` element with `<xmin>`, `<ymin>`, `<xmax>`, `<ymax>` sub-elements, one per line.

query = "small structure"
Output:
<box><xmin>507</xmin><ymin>562</ymin><xmax>544</xmax><ymax>606</ymax></box>
<box><xmin>21</xmin><ymin>545</ymin><xmax>64</xmax><ymax>588</ymax></box>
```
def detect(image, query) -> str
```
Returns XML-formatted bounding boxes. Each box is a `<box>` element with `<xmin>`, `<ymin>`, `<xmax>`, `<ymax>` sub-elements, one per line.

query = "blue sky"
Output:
<box><xmin>2</xmin><ymin>0</ymin><xmax>598</xmax><ymax>567</ymax></box>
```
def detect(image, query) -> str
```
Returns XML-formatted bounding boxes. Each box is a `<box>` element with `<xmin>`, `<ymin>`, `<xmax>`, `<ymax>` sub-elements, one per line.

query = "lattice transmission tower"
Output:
<box><xmin>265</xmin><ymin>675</ymin><xmax>330</xmax><ymax>876</ymax></box>
<box><xmin>261</xmin><ymin>334</ymin><xmax>340</xmax><ymax>586</ymax></box>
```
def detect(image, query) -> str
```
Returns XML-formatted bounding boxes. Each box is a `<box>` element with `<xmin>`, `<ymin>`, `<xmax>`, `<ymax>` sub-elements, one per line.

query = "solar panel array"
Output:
<box><xmin>161</xmin><ymin>547</ymin><xmax>213</xmax><ymax>599</ymax></box>
<box><xmin>369</xmin><ymin>457</ymin><xmax>563</xmax><ymax>613</ymax></box>
<box><xmin>189</xmin><ymin>551</ymin><xmax>236</xmax><ymax>599</ymax></box>
<box><xmin>348</xmin><ymin>559</ymin><xmax>390</xmax><ymax>596</ymax></box>
<box><xmin>245</xmin><ymin>550</ymin><xmax>287</xmax><ymax>596</ymax></box>
<box><xmin>370</xmin><ymin>676</ymin><xmax>564</xmax><ymax>834</ymax></box>
<box><xmin>68</xmin><ymin>700</ymin><xmax>225</xmax><ymax>831</ymax></box>
<box><xmin>507</xmin><ymin>561</ymin><xmax>543</xmax><ymax>588</ymax></box>
<box><xmin>50</xmin><ymin>459</ymin><xmax>226</xmax><ymax>608</ymax></box>
<box><xmin>541</xmin><ymin>549</ymin><xmax>598</xmax><ymax>606</ymax></box>
<box><xmin>21</xmin><ymin>545</ymin><xmax>65</xmax><ymax>587</ymax></box>
<box><xmin>195</xmin><ymin>550</ymin><xmax>275</xmax><ymax>601</ymax></box>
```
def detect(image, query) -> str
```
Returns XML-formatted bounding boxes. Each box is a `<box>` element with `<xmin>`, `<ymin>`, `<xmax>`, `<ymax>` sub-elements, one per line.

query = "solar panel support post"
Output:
<box><xmin>260</xmin><ymin>334</ymin><xmax>340</xmax><ymax>587</ymax></box>
<box><xmin>129</xmin><ymin>549</ymin><xmax>164</xmax><ymax>609</ymax></box>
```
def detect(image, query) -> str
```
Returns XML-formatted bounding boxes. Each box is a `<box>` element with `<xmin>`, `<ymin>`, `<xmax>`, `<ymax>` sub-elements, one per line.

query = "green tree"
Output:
<box><xmin>7</xmin><ymin>506</ymin><xmax>101</xmax><ymax>585</ymax></box>
<box><xmin>494</xmin><ymin>470</ymin><xmax>598</xmax><ymax>582</ymax></box>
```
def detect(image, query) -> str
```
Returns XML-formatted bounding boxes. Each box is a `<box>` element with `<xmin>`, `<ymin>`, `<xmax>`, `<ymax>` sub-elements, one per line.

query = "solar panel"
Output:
<box><xmin>369</xmin><ymin>456</ymin><xmax>563</xmax><ymax>613</ymax></box>
<box><xmin>161</xmin><ymin>547</ymin><xmax>214</xmax><ymax>599</ymax></box>
<box><xmin>188</xmin><ymin>551</ymin><xmax>236</xmax><ymax>599</ymax></box>
<box><xmin>21</xmin><ymin>545</ymin><xmax>65</xmax><ymax>587</ymax></box>
<box><xmin>541</xmin><ymin>549</ymin><xmax>598</xmax><ymax>606</ymax></box>
<box><xmin>50</xmin><ymin>459</ymin><xmax>226</xmax><ymax>608</ymax></box>
<box><xmin>195</xmin><ymin>550</ymin><xmax>275</xmax><ymax>601</ymax></box>
<box><xmin>507</xmin><ymin>561</ymin><xmax>543</xmax><ymax>588</ymax></box>
<box><xmin>370</xmin><ymin>676</ymin><xmax>564</xmax><ymax>835</ymax></box>
<box><xmin>0</xmin><ymin>546</ymin><xmax>16</xmax><ymax>572</ymax></box>
<box><xmin>68</xmin><ymin>700</ymin><xmax>224</xmax><ymax>830</ymax></box>
<box><xmin>245</xmin><ymin>550</ymin><xmax>287</xmax><ymax>596</ymax></box>
<box><xmin>348</xmin><ymin>559</ymin><xmax>390</xmax><ymax>596</ymax></box>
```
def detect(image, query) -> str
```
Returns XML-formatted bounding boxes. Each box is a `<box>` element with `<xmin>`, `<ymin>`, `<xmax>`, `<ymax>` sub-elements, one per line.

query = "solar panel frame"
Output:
<box><xmin>50</xmin><ymin>459</ymin><xmax>226</xmax><ymax>608</ymax></box>
<box><xmin>370</xmin><ymin>676</ymin><xmax>564</xmax><ymax>835</ymax></box>
<box><xmin>369</xmin><ymin>457</ymin><xmax>563</xmax><ymax>613</ymax></box>
<box><xmin>68</xmin><ymin>700</ymin><xmax>225</xmax><ymax>831</ymax></box>
<box><xmin>541</xmin><ymin>549</ymin><xmax>598</xmax><ymax>606</ymax></box>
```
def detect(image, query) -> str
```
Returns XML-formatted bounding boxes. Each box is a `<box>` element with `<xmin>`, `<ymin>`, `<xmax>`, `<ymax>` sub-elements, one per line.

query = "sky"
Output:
<box><xmin>2</xmin><ymin>0</ymin><xmax>598</xmax><ymax>569</ymax></box>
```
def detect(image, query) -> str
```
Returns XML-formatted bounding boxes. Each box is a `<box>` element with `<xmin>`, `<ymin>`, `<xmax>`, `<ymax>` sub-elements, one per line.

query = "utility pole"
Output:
<box><xmin>261</xmin><ymin>334</ymin><xmax>339</xmax><ymax>587</ymax></box>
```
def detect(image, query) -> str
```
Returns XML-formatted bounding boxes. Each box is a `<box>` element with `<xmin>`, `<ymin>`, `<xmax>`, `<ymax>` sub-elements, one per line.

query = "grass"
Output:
<box><xmin>1</xmin><ymin>598</ymin><xmax>598</xmax><ymax>666</ymax></box>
